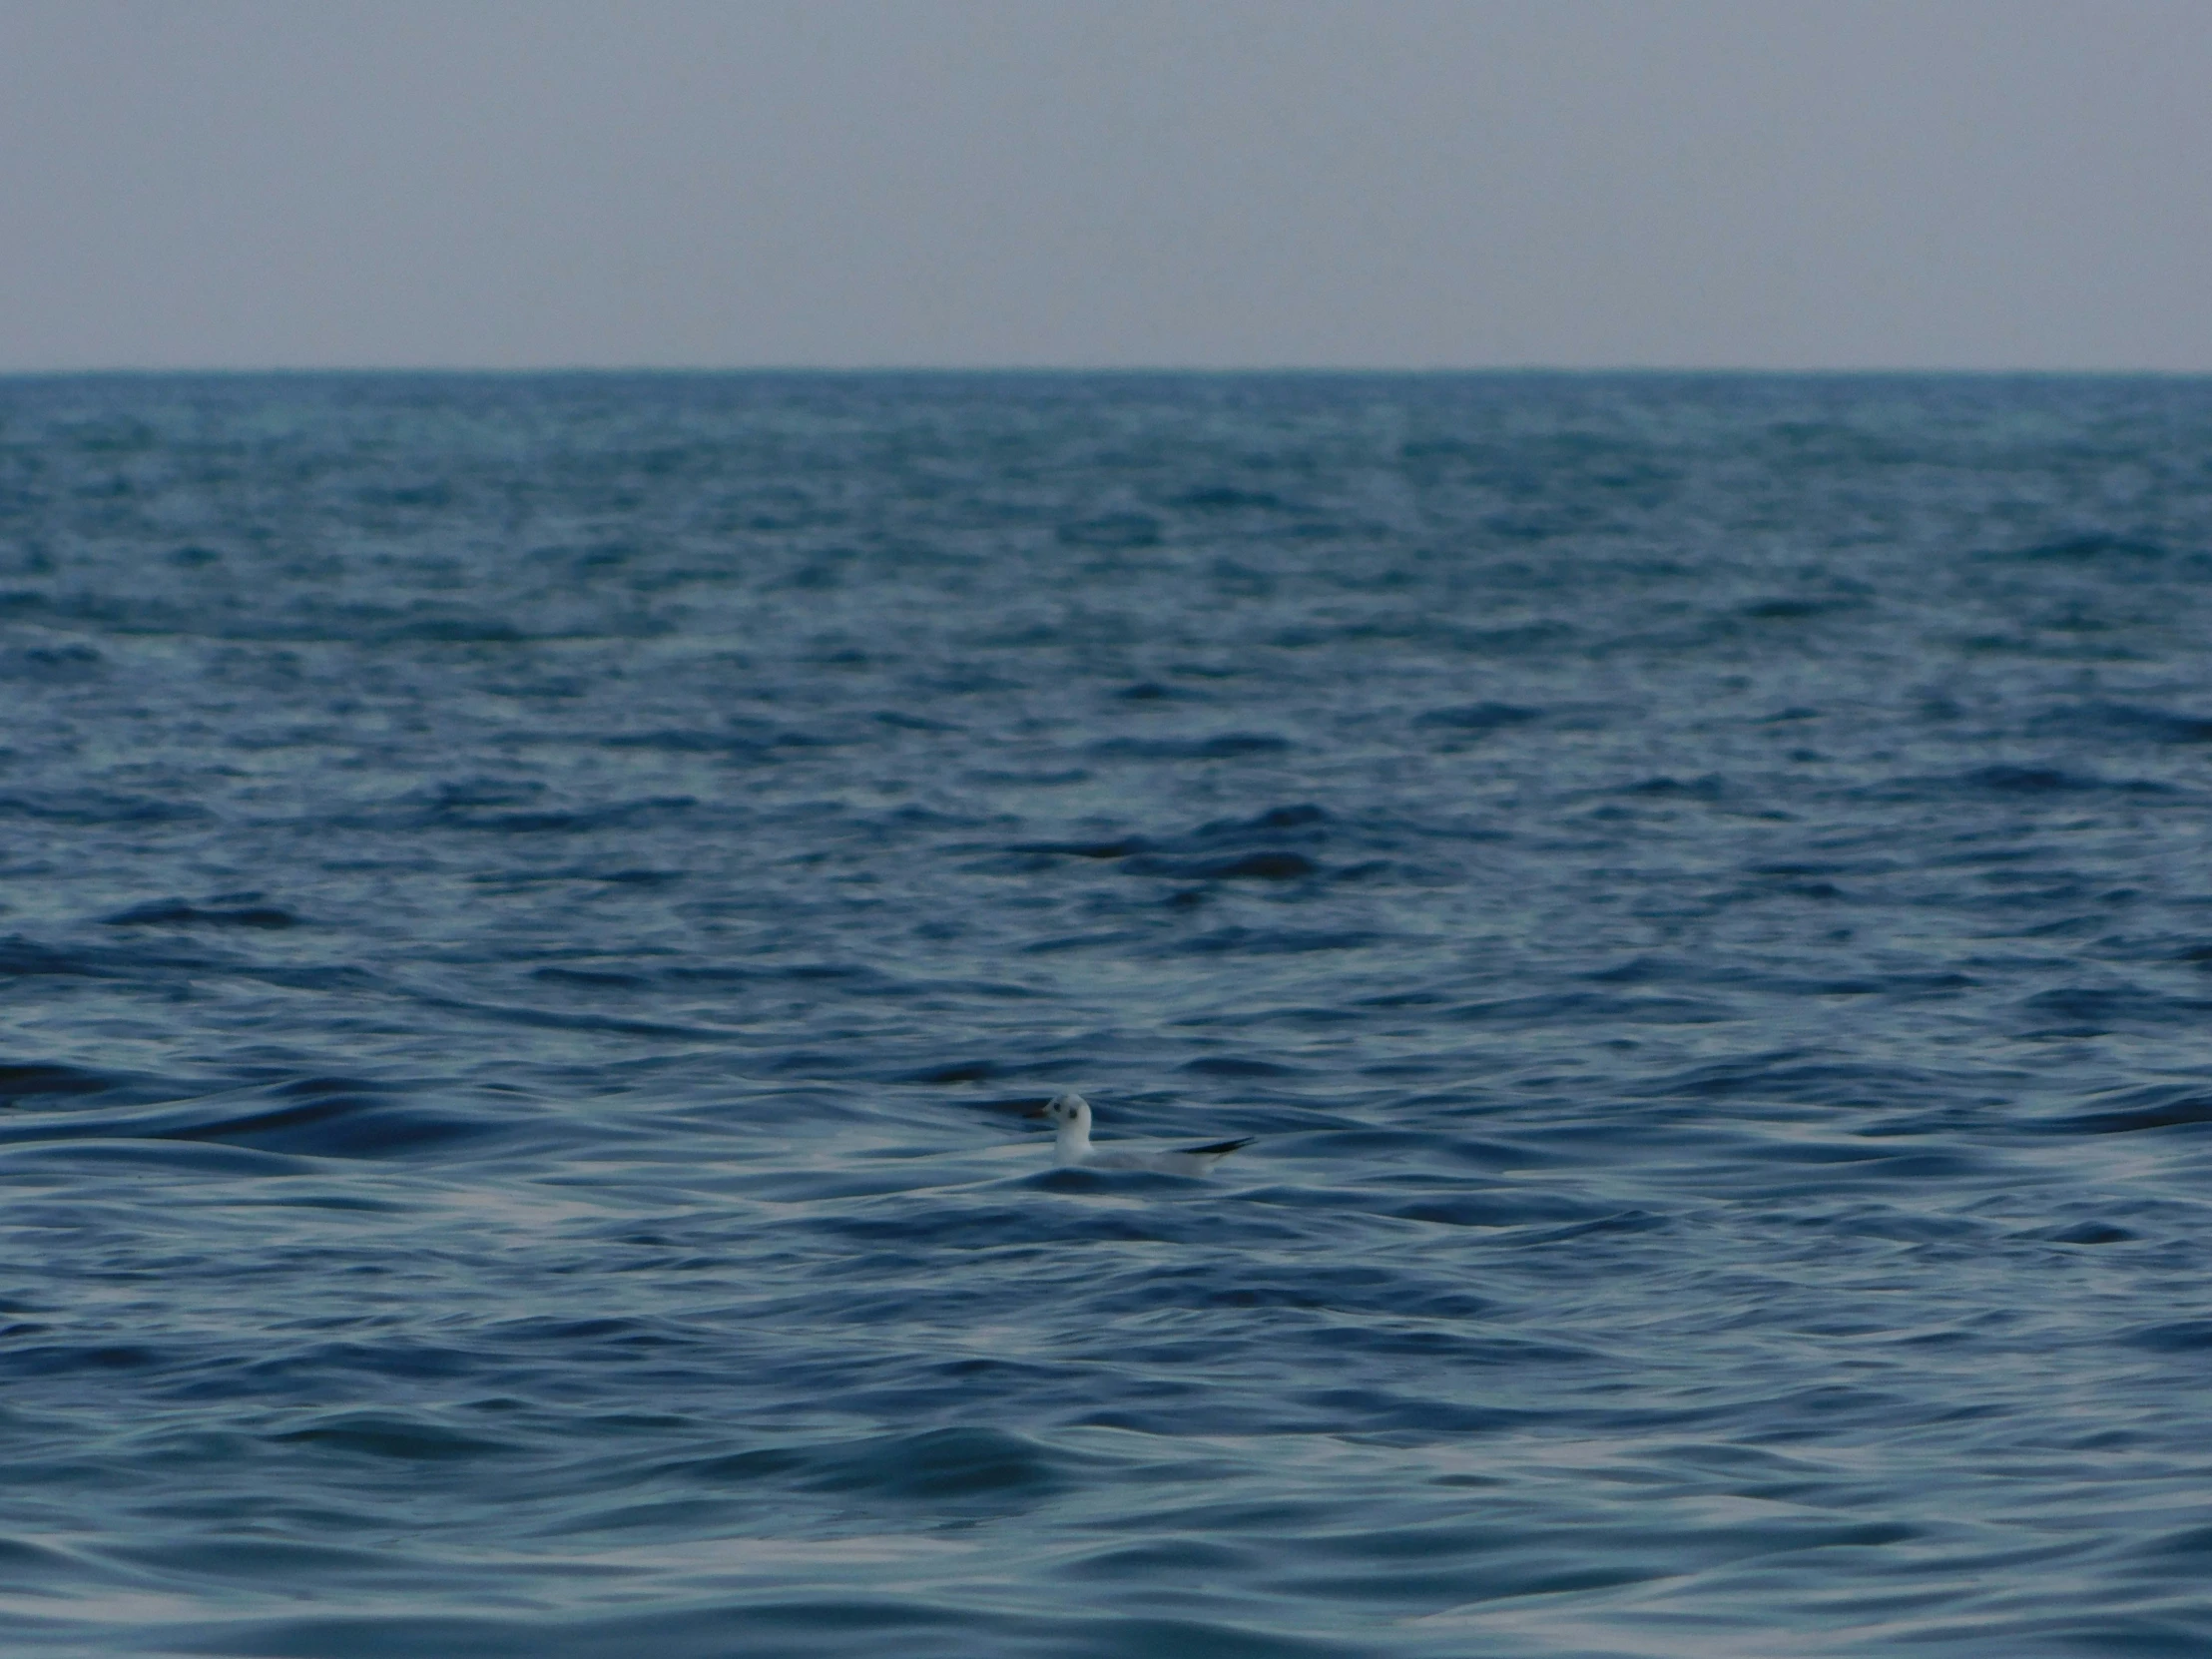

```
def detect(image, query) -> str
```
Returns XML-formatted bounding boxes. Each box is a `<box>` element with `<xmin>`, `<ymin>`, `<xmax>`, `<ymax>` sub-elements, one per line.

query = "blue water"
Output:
<box><xmin>5</xmin><ymin>371</ymin><xmax>2212</xmax><ymax>1656</ymax></box>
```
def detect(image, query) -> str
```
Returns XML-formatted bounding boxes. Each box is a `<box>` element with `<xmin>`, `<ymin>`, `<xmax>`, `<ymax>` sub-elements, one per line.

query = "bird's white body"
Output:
<box><xmin>1028</xmin><ymin>1093</ymin><xmax>1255</xmax><ymax>1175</ymax></box>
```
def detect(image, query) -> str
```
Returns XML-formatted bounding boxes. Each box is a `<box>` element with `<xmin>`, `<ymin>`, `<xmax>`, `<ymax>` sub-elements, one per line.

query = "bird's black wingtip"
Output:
<box><xmin>1184</xmin><ymin>1136</ymin><xmax>1257</xmax><ymax>1157</ymax></box>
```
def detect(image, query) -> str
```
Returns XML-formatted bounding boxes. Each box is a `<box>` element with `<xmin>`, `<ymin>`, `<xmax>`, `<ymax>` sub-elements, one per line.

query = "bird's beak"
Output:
<box><xmin>1022</xmin><ymin>1103</ymin><xmax>1051</xmax><ymax>1119</ymax></box>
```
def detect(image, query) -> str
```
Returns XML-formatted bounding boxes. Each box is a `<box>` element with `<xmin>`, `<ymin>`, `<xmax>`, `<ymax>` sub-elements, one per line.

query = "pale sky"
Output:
<box><xmin>3</xmin><ymin>0</ymin><xmax>2207</xmax><ymax>371</ymax></box>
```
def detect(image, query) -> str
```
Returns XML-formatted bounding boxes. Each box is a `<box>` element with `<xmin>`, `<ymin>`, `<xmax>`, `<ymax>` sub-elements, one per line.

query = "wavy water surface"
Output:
<box><xmin>2</xmin><ymin>372</ymin><xmax>2212</xmax><ymax>1656</ymax></box>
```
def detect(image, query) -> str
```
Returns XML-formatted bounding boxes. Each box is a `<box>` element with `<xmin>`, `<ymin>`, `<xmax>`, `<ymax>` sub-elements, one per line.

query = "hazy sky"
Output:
<box><xmin>3</xmin><ymin>0</ymin><xmax>2207</xmax><ymax>371</ymax></box>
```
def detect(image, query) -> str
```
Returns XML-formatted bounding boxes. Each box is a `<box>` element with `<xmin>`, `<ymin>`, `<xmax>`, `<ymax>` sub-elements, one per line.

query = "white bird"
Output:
<box><xmin>1025</xmin><ymin>1092</ymin><xmax>1255</xmax><ymax>1174</ymax></box>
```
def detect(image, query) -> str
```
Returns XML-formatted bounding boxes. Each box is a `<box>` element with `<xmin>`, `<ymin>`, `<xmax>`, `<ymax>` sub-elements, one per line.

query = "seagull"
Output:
<box><xmin>1025</xmin><ymin>1092</ymin><xmax>1255</xmax><ymax>1174</ymax></box>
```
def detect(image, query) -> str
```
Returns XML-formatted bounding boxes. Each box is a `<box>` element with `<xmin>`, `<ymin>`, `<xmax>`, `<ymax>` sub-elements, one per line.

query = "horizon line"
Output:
<box><xmin>5</xmin><ymin>362</ymin><xmax>2211</xmax><ymax>380</ymax></box>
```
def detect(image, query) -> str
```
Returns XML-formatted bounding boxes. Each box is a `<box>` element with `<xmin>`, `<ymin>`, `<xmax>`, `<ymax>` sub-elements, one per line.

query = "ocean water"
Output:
<box><xmin>4</xmin><ymin>370</ymin><xmax>2212</xmax><ymax>1657</ymax></box>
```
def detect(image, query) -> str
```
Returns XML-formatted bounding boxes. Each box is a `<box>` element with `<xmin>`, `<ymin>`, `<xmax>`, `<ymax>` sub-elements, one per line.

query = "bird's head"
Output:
<box><xmin>1025</xmin><ymin>1092</ymin><xmax>1091</xmax><ymax>1129</ymax></box>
